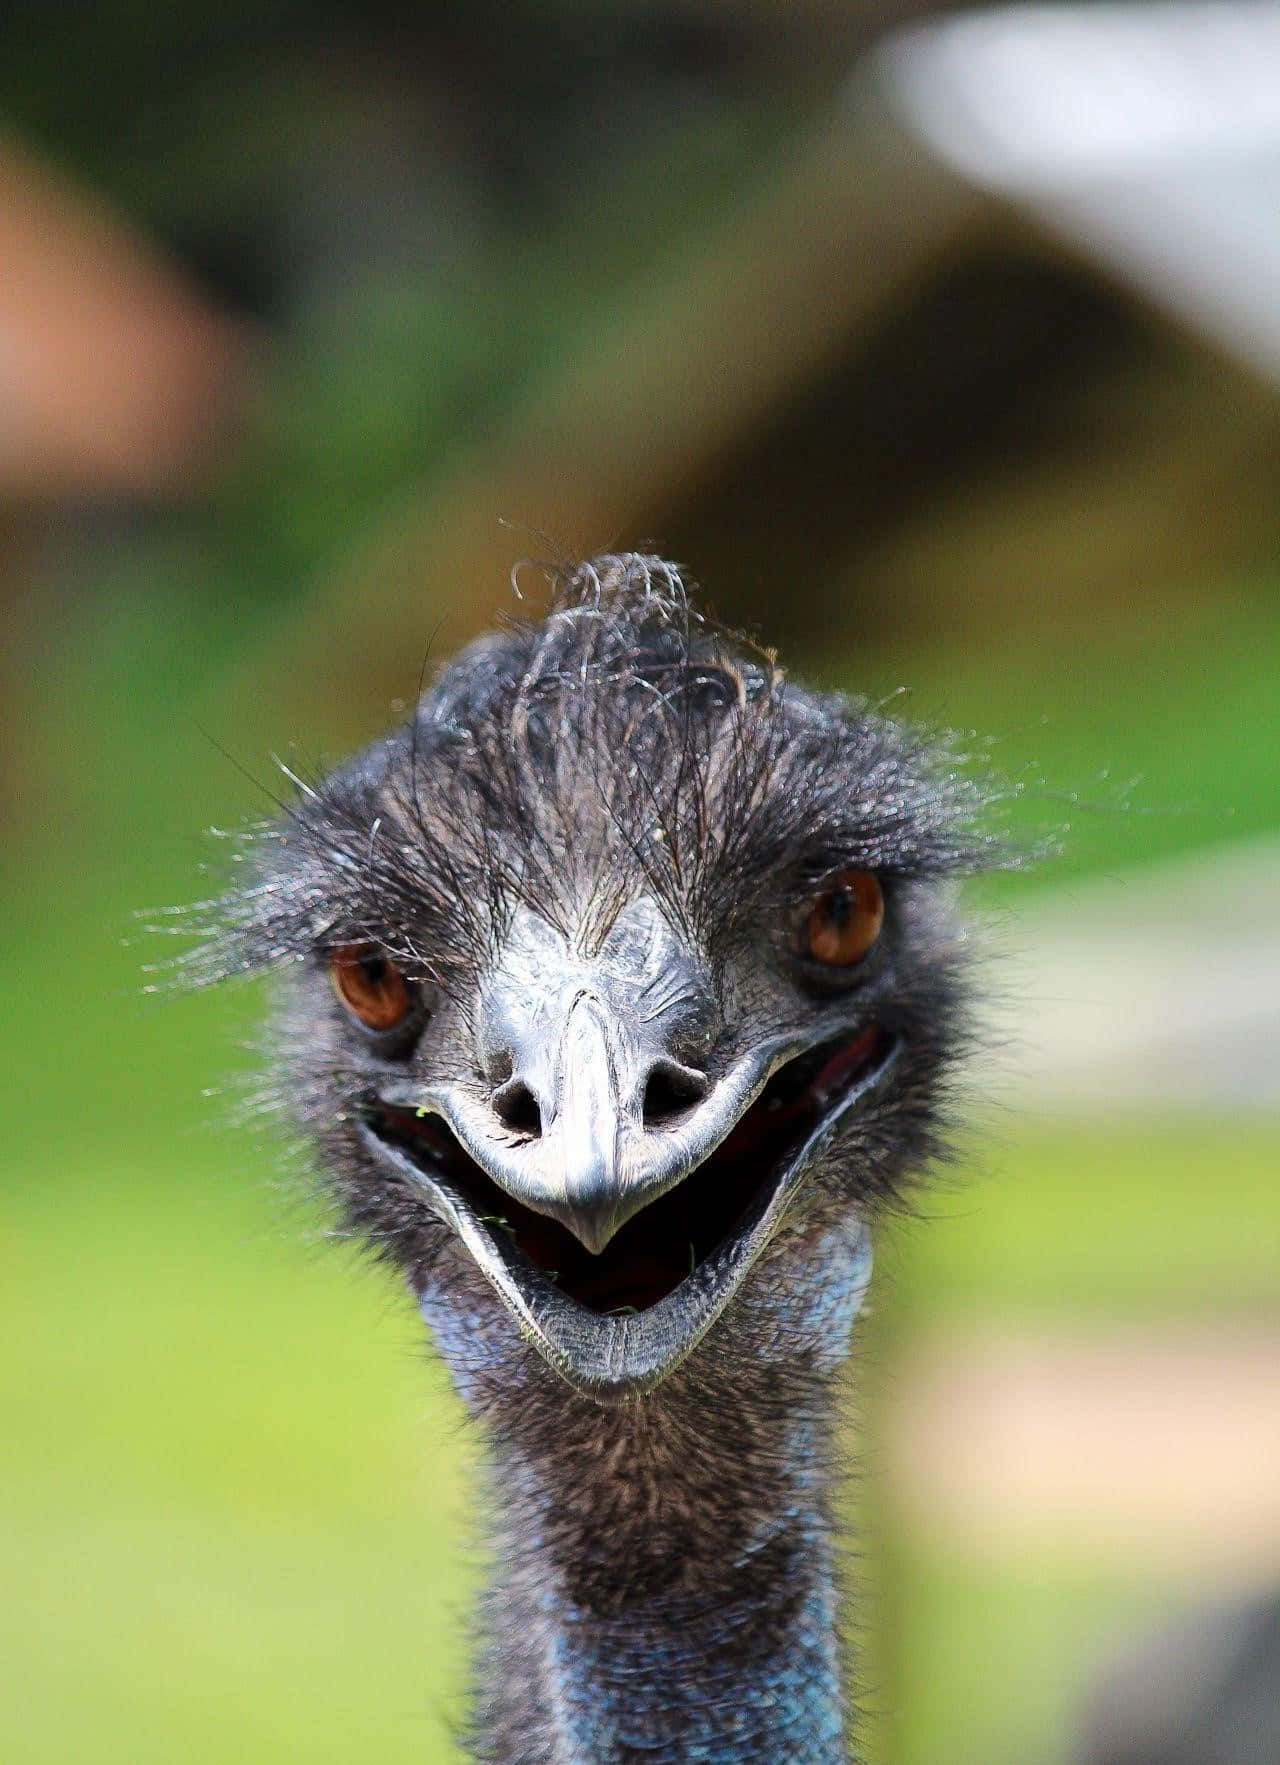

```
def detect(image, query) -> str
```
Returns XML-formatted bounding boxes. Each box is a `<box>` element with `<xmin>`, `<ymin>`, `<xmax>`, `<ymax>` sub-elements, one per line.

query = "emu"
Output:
<box><xmin>212</xmin><ymin>555</ymin><xmax>994</xmax><ymax>1762</ymax></box>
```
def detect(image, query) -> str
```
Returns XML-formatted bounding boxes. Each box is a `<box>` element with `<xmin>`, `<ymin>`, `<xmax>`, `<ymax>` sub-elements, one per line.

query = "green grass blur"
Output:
<box><xmin>6</xmin><ymin>1110</ymin><xmax>1277</xmax><ymax>1762</ymax></box>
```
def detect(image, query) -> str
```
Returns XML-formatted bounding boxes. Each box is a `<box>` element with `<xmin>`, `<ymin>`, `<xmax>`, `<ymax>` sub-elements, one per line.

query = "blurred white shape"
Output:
<box><xmin>879</xmin><ymin>2</ymin><xmax>1280</xmax><ymax>383</ymax></box>
<box><xmin>888</xmin><ymin>1325</ymin><xmax>1280</xmax><ymax>1579</ymax></box>
<box><xmin>987</xmin><ymin>835</ymin><xmax>1280</xmax><ymax>1112</ymax></box>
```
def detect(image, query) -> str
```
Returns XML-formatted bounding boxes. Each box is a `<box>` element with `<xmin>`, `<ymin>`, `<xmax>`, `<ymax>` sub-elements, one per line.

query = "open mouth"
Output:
<box><xmin>360</xmin><ymin>1024</ymin><xmax>895</xmax><ymax>1397</ymax></box>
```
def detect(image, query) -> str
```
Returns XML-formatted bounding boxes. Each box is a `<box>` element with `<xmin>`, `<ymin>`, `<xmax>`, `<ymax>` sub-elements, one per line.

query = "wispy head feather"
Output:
<box><xmin>196</xmin><ymin>555</ymin><xmax>1005</xmax><ymax>997</ymax></box>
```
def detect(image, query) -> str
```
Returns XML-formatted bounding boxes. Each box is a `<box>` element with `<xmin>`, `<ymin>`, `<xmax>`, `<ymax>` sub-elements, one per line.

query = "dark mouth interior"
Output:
<box><xmin>368</xmin><ymin>1026</ymin><xmax>887</xmax><ymax>1316</ymax></box>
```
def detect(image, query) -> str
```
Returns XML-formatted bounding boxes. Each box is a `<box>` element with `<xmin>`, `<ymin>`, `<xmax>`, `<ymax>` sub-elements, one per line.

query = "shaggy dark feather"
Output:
<box><xmin>213</xmin><ymin>557</ymin><xmax>995</xmax><ymax>969</ymax></box>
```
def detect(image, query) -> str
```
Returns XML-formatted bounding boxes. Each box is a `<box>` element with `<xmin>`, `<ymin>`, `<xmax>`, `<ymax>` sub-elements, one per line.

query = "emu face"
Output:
<box><xmin>361</xmin><ymin>892</ymin><xmax>900</xmax><ymax>1398</ymax></box>
<box><xmin>226</xmin><ymin>560</ymin><xmax>984</xmax><ymax>1401</ymax></box>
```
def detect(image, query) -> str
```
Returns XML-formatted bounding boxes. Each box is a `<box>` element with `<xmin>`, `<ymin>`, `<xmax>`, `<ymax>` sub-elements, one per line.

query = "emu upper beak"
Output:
<box><xmin>516</xmin><ymin>991</ymin><xmax>665</xmax><ymax>1255</ymax></box>
<box><xmin>449</xmin><ymin>898</ymin><xmax>739</xmax><ymax>1254</ymax></box>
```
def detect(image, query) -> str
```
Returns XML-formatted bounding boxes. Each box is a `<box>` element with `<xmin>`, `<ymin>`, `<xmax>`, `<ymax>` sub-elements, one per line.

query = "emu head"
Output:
<box><xmin>220</xmin><ymin>557</ymin><xmax>989</xmax><ymax>1404</ymax></box>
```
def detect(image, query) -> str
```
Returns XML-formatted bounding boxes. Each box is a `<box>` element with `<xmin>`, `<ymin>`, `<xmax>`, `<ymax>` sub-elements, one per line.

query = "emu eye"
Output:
<box><xmin>805</xmin><ymin>871</ymin><xmax>884</xmax><ymax>968</ymax></box>
<box><xmin>330</xmin><ymin>944</ymin><xmax>414</xmax><ymax>1031</ymax></box>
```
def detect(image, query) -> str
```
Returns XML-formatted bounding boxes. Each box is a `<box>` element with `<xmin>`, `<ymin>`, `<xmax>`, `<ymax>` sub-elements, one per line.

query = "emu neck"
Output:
<box><xmin>477</xmin><ymin>1409</ymin><xmax>847</xmax><ymax>1763</ymax></box>
<box><xmin>452</xmin><ymin>1220</ymin><xmax>872</xmax><ymax>1764</ymax></box>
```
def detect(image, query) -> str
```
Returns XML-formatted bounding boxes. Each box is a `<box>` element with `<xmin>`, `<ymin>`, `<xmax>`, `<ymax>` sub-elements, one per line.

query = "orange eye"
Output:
<box><xmin>805</xmin><ymin>870</ymin><xmax>884</xmax><ymax>967</ymax></box>
<box><xmin>330</xmin><ymin>944</ymin><xmax>414</xmax><ymax>1031</ymax></box>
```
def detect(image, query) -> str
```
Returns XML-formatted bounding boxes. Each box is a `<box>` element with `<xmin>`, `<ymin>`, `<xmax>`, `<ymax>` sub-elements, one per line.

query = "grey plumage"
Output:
<box><xmin>206</xmin><ymin>555</ymin><xmax>1002</xmax><ymax>1761</ymax></box>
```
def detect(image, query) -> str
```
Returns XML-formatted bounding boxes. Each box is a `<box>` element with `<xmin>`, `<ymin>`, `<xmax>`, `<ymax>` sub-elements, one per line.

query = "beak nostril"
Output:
<box><xmin>493</xmin><ymin>1080</ymin><xmax>542</xmax><ymax>1139</ymax></box>
<box><xmin>642</xmin><ymin>1060</ymin><xmax>709</xmax><ymax>1129</ymax></box>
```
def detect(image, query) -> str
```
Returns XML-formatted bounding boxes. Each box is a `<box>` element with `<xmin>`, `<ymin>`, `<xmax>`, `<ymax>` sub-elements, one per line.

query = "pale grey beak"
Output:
<box><xmin>457</xmin><ymin>900</ymin><xmax>725</xmax><ymax>1253</ymax></box>
<box><xmin>551</xmin><ymin>996</ymin><xmax>628</xmax><ymax>1252</ymax></box>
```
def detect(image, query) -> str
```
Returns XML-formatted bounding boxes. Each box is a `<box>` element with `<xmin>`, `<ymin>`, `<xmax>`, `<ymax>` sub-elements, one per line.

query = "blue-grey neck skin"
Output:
<box><xmin>420</xmin><ymin>1217</ymin><xmax>873</xmax><ymax>1764</ymax></box>
<box><xmin>475</xmin><ymin>1426</ymin><xmax>846</xmax><ymax>1764</ymax></box>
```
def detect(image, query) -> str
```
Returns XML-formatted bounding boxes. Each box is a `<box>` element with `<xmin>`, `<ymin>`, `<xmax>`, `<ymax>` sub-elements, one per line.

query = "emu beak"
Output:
<box><xmin>359</xmin><ymin>899</ymin><xmax>897</xmax><ymax>1399</ymax></box>
<box><xmin>541</xmin><ymin>994</ymin><xmax>632</xmax><ymax>1255</ymax></box>
<box><xmin>448</xmin><ymin>898</ymin><xmax>734</xmax><ymax>1256</ymax></box>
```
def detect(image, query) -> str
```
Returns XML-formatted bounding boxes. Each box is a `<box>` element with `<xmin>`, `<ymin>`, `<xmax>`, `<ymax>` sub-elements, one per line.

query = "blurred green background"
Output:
<box><xmin>2</xmin><ymin>6</ymin><xmax>1277</xmax><ymax>1762</ymax></box>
